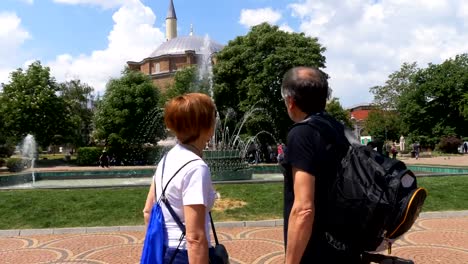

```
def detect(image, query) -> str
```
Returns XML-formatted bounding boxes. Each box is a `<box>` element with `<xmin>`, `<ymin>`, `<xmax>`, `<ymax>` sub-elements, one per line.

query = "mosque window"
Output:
<box><xmin>153</xmin><ymin>62</ymin><xmax>160</xmax><ymax>73</ymax></box>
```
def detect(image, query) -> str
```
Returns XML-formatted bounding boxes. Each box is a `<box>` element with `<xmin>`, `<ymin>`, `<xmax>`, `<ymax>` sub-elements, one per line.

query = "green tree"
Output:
<box><xmin>93</xmin><ymin>68</ymin><xmax>165</xmax><ymax>148</ymax></box>
<box><xmin>160</xmin><ymin>66</ymin><xmax>211</xmax><ymax>106</ymax></box>
<box><xmin>397</xmin><ymin>54</ymin><xmax>468</xmax><ymax>147</ymax></box>
<box><xmin>59</xmin><ymin>80</ymin><xmax>95</xmax><ymax>147</ymax></box>
<box><xmin>0</xmin><ymin>61</ymin><xmax>70</xmax><ymax>148</ymax></box>
<box><xmin>370</xmin><ymin>62</ymin><xmax>419</xmax><ymax>110</ymax></box>
<box><xmin>213</xmin><ymin>23</ymin><xmax>326</xmax><ymax>140</ymax></box>
<box><xmin>326</xmin><ymin>98</ymin><xmax>352</xmax><ymax>128</ymax></box>
<box><xmin>364</xmin><ymin>110</ymin><xmax>402</xmax><ymax>141</ymax></box>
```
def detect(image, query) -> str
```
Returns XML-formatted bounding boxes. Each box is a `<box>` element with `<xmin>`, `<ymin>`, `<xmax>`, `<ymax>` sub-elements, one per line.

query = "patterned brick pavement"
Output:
<box><xmin>0</xmin><ymin>216</ymin><xmax>467</xmax><ymax>264</ymax></box>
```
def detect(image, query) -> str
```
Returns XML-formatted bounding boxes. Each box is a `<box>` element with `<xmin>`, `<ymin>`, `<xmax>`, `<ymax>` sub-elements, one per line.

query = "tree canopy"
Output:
<box><xmin>364</xmin><ymin>110</ymin><xmax>401</xmax><ymax>142</ymax></box>
<box><xmin>0</xmin><ymin>61</ymin><xmax>70</xmax><ymax>148</ymax></box>
<box><xmin>161</xmin><ymin>66</ymin><xmax>211</xmax><ymax>105</ymax></box>
<box><xmin>397</xmin><ymin>54</ymin><xmax>468</xmax><ymax>146</ymax></box>
<box><xmin>369</xmin><ymin>53</ymin><xmax>468</xmax><ymax>148</ymax></box>
<box><xmin>213</xmin><ymin>23</ymin><xmax>327</xmax><ymax>140</ymax></box>
<box><xmin>59</xmin><ymin>80</ymin><xmax>95</xmax><ymax>147</ymax></box>
<box><xmin>325</xmin><ymin>98</ymin><xmax>352</xmax><ymax>128</ymax></box>
<box><xmin>93</xmin><ymin>68</ymin><xmax>165</xmax><ymax>147</ymax></box>
<box><xmin>370</xmin><ymin>62</ymin><xmax>419</xmax><ymax>110</ymax></box>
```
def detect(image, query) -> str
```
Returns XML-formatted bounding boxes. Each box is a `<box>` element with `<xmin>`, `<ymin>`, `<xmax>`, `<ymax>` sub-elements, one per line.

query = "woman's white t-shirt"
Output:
<box><xmin>154</xmin><ymin>144</ymin><xmax>216</xmax><ymax>248</ymax></box>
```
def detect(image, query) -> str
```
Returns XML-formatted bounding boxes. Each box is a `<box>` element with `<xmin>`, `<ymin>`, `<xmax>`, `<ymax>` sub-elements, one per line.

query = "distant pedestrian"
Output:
<box><xmin>391</xmin><ymin>143</ymin><xmax>398</xmax><ymax>159</ymax></box>
<box><xmin>464</xmin><ymin>142</ymin><xmax>468</xmax><ymax>154</ymax></box>
<box><xmin>277</xmin><ymin>142</ymin><xmax>284</xmax><ymax>163</ymax></box>
<box><xmin>413</xmin><ymin>142</ymin><xmax>420</xmax><ymax>159</ymax></box>
<box><xmin>99</xmin><ymin>151</ymin><xmax>109</xmax><ymax>168</ymax></box>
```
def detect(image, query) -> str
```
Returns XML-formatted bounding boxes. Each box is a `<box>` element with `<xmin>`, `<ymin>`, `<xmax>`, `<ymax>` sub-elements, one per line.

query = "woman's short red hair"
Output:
<box><xmin>164</xmin><ymin>93</ymin><xmax>216</xmax><ymax>144</ymax></box>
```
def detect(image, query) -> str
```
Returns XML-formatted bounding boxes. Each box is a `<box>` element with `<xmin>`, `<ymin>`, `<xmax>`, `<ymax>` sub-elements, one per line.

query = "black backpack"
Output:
<box><xmin>304</xmin><ymin>115</ymin><xmax>427</xmax><ymax>254</ymax></box>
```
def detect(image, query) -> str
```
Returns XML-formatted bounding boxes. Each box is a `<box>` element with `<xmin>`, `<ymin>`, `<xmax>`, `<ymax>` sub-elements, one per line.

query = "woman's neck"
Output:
<box><xmin>181</xmin><ymin>142</ymin><xmax>203</xmax><ymax>157</ymax></box>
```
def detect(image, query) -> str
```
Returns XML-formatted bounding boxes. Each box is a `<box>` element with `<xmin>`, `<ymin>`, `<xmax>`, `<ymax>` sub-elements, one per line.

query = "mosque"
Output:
<box><xmin>127</xmin><ymin>0</ymin><xmax>224</xmax><ymax>91</ymax></box>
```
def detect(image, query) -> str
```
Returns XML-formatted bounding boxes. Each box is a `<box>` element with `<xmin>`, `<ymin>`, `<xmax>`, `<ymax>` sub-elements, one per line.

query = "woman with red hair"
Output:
<box><xmin>142</xmin><ymin>93</ymin><xmax>217</xmax><ymax>263</ymax></box>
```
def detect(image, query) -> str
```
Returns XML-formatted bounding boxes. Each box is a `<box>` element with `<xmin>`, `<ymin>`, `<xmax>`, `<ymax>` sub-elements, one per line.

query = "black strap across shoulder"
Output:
<box><xmin>156</xmin><ymin>154</ymin><xmax>199</xmax><ymax>234</ymax></box>
<box><xmin>155</xmin><ymin>154</ymin><xmax>199</xmax><ymax>263</ymax></box>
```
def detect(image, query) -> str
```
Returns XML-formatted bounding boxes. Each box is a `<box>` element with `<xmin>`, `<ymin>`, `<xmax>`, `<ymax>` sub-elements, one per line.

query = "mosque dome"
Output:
<box><xmin>149</xmin><ymin>35</ymin><xmax>224</xmax><ymax>58</ymax></box>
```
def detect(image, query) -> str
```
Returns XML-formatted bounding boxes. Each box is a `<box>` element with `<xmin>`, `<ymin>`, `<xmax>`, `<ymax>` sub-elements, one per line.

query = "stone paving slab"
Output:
<box><xmin>0</xmin><ymin>215</ymin><xmax>467</xmax><ymax>264</ymax></box>
<box><xmin>3</xmin><ymin>210</ymin><xmax>465</xmax><ymax>238</ymax></box>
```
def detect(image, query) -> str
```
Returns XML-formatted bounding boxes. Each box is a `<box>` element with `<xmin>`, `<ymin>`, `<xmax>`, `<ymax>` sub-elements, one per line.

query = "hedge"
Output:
<box><xmin>6</xmin><ymin>158</ymin><xmax>26</xmax><ymax>172</ymax></box>
<box><xmin>76</xmin><ymin>147</ymin><xmax>103</xmax><ymax>166</ymax></box>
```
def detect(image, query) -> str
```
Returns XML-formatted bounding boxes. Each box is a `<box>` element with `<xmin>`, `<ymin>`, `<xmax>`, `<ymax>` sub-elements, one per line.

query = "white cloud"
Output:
<box><xmin>279</xmin><ymin>23</ymin><xmax>294</xmax><ymax>33</ymax></box>
<box><xmin>0</xmin><ymin>12</ymin><xmax>31</xmax><ymax>84</ymax></box>
<box><xmin>53</xmin><ymin>0</ymin><xmax>127</xmax><ymax>9</ymax></box>
<box><xmin>288</xmin><ymin>0</ymin><xmax>468</xmax><ymax>107</ymax></box>
<box><xmin>47</xmin><ymin>0</ymin><xmax>165</xmax><ymax>94</ymax></box>
<box><xmin>239</xmin><ymin>8</ymin><xmax>282</xmax><ymax>28</ymax></box>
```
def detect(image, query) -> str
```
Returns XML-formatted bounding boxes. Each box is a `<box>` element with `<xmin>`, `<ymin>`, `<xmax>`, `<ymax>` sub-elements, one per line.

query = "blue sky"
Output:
<box><xmin>1</xmin><ymin>0</ymin><xmax>468</xmax><ymax>107</ymax></box>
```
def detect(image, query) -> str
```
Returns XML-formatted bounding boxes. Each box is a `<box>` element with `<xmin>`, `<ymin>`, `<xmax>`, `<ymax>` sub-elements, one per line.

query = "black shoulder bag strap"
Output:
<box><xmin>157</xmin><ymin>154</ymin><xmax>199</xmax><ymax>264</ymax></box>
<box><xmin>209</xmin><ymin>212</ymin><xmax>220</xmax><ymax>246</ymax></box>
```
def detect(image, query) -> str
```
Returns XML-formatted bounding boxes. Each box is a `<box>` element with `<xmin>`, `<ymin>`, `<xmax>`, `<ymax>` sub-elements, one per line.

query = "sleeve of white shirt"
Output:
<box><xmin>182</xmin><ymin>164</ymin><xmax>211</xmax><ymax>207</ymax></box>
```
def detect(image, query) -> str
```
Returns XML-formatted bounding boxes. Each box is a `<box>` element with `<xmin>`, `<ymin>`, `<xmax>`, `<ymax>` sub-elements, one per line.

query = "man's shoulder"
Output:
<box><xmin>288</xmin><ymin>122</ymin><xmax>322</xmax><ymax>140</ymax></box>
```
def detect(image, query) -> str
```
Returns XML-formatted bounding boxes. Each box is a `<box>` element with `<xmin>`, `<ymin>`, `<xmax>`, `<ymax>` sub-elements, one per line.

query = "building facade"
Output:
<box><xmin>348</xmin><ymin>103</ymin><xmax>376</xmax><ymax>138</ymax></box>
<box><xmin>127</xmin><ymin>0</ymin><xmax>223</xmax><ymax>92</ymax></box>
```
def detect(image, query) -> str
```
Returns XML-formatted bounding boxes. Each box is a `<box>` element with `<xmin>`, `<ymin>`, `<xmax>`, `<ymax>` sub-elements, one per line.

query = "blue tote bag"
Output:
<box><xmin>140</xmin><ymin>202</ymin><xmax>167</xmax><ymax>264</ymax></box>
<box><xmin>141</xmin><ymin>155</ymin><xmax>199</xmax><ymax>264</ymax></box>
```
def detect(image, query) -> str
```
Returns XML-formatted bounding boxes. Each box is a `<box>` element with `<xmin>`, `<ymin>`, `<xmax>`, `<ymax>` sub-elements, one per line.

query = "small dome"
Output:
<box><xmin>149</xmin><ymin>35</ymin><xmax>224</xmax><ymax>58</ymax></box>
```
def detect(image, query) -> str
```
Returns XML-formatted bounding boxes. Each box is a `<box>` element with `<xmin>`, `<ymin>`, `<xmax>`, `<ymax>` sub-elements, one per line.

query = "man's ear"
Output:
<box><xmin>286</xmin><ymin>96</ymin><xmax>295</xmax><ymax>111</ymax></box>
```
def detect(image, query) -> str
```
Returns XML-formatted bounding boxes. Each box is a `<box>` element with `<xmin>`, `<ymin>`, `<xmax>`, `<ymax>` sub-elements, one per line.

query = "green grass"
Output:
<box><xmin>418</xmin><ymin>176</ymin><xmax>468</xmax><ymax>212</ymax></box>
<box><xmin>0</xmin><ymin>188</ymin><xmax>148</xmax><ymax>229</ymax></box>
<box><xmin>0</xmin><ymin>177</ymin><xmax>466</xmax><ymax>230</ymax></box>
<box><xmin>211</xmin><ymin>183</ymin><xmax>283</xmax><ymax>221</ymax></box>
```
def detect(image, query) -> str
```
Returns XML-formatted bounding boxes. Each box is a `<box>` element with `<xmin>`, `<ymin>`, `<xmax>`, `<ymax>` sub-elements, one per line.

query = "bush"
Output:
<box><xmin>76</xmin><ymin>147</ymin><xmax>103</xmax><ymax>166</ymax></box>
<box><xmin>143</xmin><ymin>145</ymin><xmax>163</xmax><ymax>165</ymax></box>
<box><xmin>6</xmin><ymin>158</ymin><xmax>26</xmax><ymax>172</ymax></box>
<box><xmin>0</xmin><ymin>158</ymin><xmax>5</xmax><ymax>168</ymax></box>
<box><xmin>0</xmin><ymin>144</ymin><xmax>15</xmax><ymax>158</ymax></box>
<box><xmin>436</xmin><ymin>136</ymin><xmax>462</xmax><ymax>154</ymax></box>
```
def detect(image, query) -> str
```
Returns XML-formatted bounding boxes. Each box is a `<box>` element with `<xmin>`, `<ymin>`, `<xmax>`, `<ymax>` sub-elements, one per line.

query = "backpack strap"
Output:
<box><xmin>157</xmin><ymin>154</ymin><xmax>200</xmax><ymax>263</ymax></box>
<box><xmin>158</xmin><ymin>154</ymin><xmax>200</xmax><ymax>234</ymax></box>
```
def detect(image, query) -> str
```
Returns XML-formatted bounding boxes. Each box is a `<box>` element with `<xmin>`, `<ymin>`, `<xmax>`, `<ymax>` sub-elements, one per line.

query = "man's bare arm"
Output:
<box><xmin>285</xmin><ymin>167</ymin><xmax>316</xmax><ymax>264</ymax></box>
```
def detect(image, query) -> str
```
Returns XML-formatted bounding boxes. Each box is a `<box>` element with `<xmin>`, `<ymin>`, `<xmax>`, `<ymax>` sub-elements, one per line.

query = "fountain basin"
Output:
<box><xmin>203</xmin><ymin>150</ymin><xmax>253</xmax><ymax>181</ymax></box>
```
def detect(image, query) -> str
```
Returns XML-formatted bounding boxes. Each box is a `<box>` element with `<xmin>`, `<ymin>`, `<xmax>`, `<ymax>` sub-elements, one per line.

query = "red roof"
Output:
<box><xmin>350</xmin><ymin>109</ymin><xmax>371</xmax><ymax>121</ymax></box>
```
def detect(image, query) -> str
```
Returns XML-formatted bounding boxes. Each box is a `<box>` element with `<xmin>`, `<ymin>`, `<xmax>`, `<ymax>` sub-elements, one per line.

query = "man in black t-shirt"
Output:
<box><xmin>280</xmin><ymin>67</ymin><xmax>360</xmax><ymax>264</ymax></box>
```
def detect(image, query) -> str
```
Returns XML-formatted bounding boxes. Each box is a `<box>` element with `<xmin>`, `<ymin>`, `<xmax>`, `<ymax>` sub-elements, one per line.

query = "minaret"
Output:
<box><xmin>166</xmin><ymin>0</ymin><xmax>177</xmax><ymax>41</ymax></box>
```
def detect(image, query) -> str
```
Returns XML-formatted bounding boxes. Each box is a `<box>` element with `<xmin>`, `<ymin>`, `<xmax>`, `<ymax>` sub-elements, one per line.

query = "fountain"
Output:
<box><xmin>21</xmin><ymin>134</ymin><xmax>37</xmax><ymax>185</ymax></box>
<box><xmin>195</xmin><ymin>38</ymin><xmax>281</xmax><ymax>180</ymax></box>
<box><xmin>204</xmin><ymin>101</ymin><xmax>282</xmax><ymax>180</ymax></box>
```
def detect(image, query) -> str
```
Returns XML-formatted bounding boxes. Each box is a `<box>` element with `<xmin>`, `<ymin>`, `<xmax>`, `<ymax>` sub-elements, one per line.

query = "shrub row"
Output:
<box><xmin>436</xmin><ymin>136</ymin><xmax>463</xmax><ymax>154</ymax></box>
<box><xmin>5</xmin><ymin>158</ymin><xmax>30</xmax><ymax>172</ymax></box>
<box><xmin>76</xmin><ymin>145</ymin><xmax>164</xmax><ymax>166</ymax></box>
<box><xmin>76</xmin><ymin>147</ymin><xmax>103</xmax><ymax>166</ymax></box>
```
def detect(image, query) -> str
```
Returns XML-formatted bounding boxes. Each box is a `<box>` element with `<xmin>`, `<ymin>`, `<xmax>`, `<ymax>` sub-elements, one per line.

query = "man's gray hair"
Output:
<box><xmin>281</xmin><ymin>66</ymin><xmax>330</xmax><ymax>114</ymax></box>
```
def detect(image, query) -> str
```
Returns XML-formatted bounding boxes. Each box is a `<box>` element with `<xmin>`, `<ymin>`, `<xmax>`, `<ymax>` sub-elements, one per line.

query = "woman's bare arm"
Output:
<box><xmin>142</xmin><ymin>180</ymin><xmax>156</xmax><ymax>225</ymax></box>
<box><xmin>184</xmin><ymin>204</ymin><xmax>208</xmax><ymax>264</ymax></box>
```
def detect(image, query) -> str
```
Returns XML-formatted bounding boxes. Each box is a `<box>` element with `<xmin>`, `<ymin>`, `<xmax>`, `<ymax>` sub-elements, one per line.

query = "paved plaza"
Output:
<box><xmin>0</xmin><ymin>212</ymin><xmax>467</xmax><ymax>264</ymax></box>
<box><xmin>1</xmin><ymin>156</ymin><xmax>467</xmax><ymax>263</ymax></box>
